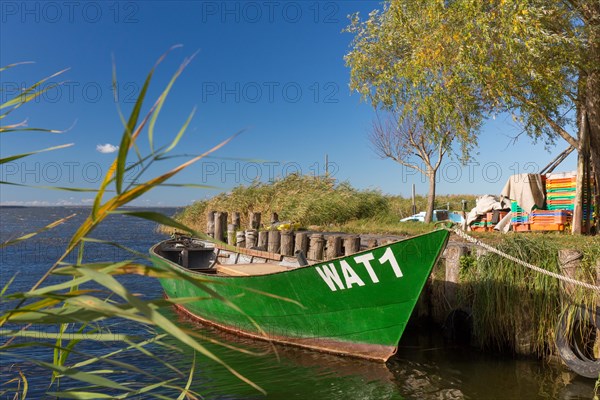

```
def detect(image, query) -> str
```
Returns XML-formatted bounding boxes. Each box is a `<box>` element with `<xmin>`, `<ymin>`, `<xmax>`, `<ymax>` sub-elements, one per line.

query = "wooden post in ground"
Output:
<box><xmin>227</xmin><ymin>224</ymin><xmax>236</xmax><ymax>245</ymax></box>
<box><xmin>249</xmin><ymin>212</ymin><xmax>261</xmax><ymax>230</ymax></box>
<box><xmin>268</xmin><ymin>229</ymin><xmax>281</xmax><ymax>254</ymax></box>
<box><xmin>426</xmin><ymin>258</ymin><xmax>445</xmax><ymax>325</ymax></box>
<box><xmin>270</xmin><ymin>212</ymin><xmax>279</xmax><ymax>227</ymax></box>
<box><xmin>257</xmin><ymin>230</ymin><xmax>268</xmax><ymax>250</ymax></box>
<box><xmin>308</xmin><ymin>234</ymin><xmax>325</xmax><ymax>260</ymax></box>
<box><xmin>294</xmin><ymin>232</ymin><xmax>309</xmax><ymax>256</ymax></box>
<box><xmin>214</xmin><ymin>212</ymin><xmax>225</xmax><ymax>242</ymax></box>
<box><xmin>207</xmin><ymin>211</ymin><xmax>216</xmax><ymax>238</ymax></box>
<box><xmin>280</xmin><ymin>230</ymin><xmax>294</xmax><ymax>256</ymax></box>
<box><xmin>444</xmin><ymin>244</ymin><xmax>468</xmax><ymax>309</ymax></box>
<box><xmin>220</xmin><ymin>212</ymin><xmax>228</xmax><ymax>242</ymax></box>
<box><xmin>343</xmin><ymin>235</ymin><xmax>360</xmax><ymax>256</ymax></box>
<box><xmin>326</xmin><ymin>235</ymin><xmax>342</xmax><ymax>260</ymax></box>
<box><xmin>232</xmin><ymin>212</ymin><xmax>241</xmax><ymax>230</ymax></box>
<box><xmin>236</xmin><ymin>231</ymin><xmax>246</xmax><ymax>248</ymax></box>
<box><xmin>245</xmin><ymin>229</ymin><xmax>257</xmax><ymax>248</ymax></box>
<box><xmin>533</xmin><ymin>248</ymin><xmax>583</xmax><ymax>357</ymax></box>
<box><xmin>412</xmin><ymin>184</ymin><xmax>417</xmax><ymax>215</ymax></box>
<box><xmin>558</xmin><ymin>249</ymin><xmax>584</xmax><ymax>296</ymax></box>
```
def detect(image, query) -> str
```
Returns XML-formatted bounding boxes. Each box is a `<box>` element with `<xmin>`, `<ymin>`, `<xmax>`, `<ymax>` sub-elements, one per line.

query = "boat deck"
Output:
<box><xmin>216</xmin><ymin>262</ymin><xmax>290</xmax><ymax>276</ymax></box>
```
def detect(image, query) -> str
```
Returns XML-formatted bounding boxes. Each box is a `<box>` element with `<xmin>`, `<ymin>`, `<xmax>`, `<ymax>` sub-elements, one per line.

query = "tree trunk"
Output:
<box><xmin>573</xmin><ymin>111</ymin><xmax>589</xmax><ymax>234</ymax></box>
<box><xmin>424</xmin><ymin>170</ymin><xmax>436</xmax><ymax>223</ymax></box>
<box><xmin>586</xmin><ymin>10</ymin><xmax>600</xmax><ymax>233</ymax></box>
<box><xmin>591</xmin><ymin>149</ymin><xmax>600</xmax><ymax>233</ymax></box>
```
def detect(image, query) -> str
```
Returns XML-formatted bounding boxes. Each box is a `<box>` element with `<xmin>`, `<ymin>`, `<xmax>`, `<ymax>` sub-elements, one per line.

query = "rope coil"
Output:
<box><xmin>448</xmin><ymin>227</ymin><xmax>600</xmax><ymax>293</ymax></box>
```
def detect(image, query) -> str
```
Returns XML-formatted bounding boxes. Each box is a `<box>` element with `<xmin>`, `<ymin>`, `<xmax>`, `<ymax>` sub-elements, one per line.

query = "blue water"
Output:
<box><xmin>0</xmin><ymin>207</ymin><xmax>595</xmax><ymax>399</ymax></box>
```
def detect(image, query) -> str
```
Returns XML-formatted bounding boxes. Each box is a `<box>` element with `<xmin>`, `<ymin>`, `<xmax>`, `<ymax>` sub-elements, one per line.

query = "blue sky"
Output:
<box><xmin>0</xmin><ymin>1</ymin><xmax>577</xmax><ymax>206</ymax></box>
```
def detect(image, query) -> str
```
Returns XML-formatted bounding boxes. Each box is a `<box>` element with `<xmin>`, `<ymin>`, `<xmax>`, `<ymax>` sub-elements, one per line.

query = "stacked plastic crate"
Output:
<box><xmin>542</xmin><ymin>171</ymin><xmax>595</xmax><ymax>230</ymax></box>
<box><xmin>486</xmin><ymin>211</ymin><xmax>509</xmax><ymax>231</ymax></box>
<box><xmin>529</xmin><ymin>209</ymin><xmax>571</xmax><ymax>231</ymax></box>
<box><xmin>510</xmin><ymin>201</ymin><xmax>530</xmax><ymax>231</ymax></box>
<box><xmin>546</xmin><ymin>172</ymin><xmax>576</xmax><ymax>211</ymax></box>
<box><xmin>470</xmin><ymin>215</ymin><xmax>487</xmax><ymax>232</ymax></box>
<box><xmin>507</xmin><ymin>171</ymin><xmax>595</xmax><ymax>232</ymax></box>
<box><xmin>537</xmin><ymin>172</ymin><xmax>573</xmax><ymax>230</ymax></box>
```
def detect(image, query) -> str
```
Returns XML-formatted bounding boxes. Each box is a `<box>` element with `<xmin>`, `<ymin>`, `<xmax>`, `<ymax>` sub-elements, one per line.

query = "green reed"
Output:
<box><xmin>0</xmin><ymin>52</ymin><xmax>269</xmax><ymax>399</ymax></box>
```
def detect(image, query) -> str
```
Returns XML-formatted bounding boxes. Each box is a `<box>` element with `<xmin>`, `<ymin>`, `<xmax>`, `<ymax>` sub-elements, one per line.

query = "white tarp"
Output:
<box><xmin>466</xmin><ymin>195</ymin><xmax>511</xmax><ymax>225</ymax></box>
<box><xmin>500</xmin><ymin>173</ymin><xmax>545</xmax><ymax>212</ymax></box>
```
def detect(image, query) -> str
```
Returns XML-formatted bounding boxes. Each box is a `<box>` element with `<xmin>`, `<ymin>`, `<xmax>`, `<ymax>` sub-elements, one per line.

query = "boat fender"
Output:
<box><xmin>555</xmin><ymin>305</ymin><xmax>600</xmax><ymax>378</ymax></box>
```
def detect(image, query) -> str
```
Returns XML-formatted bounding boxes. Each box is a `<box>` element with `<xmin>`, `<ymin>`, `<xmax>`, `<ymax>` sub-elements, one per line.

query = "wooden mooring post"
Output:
<box><xmin>232</xmin><ymin>212</ymin><xmax>241</xmax><ymax>230</ymax></box>
<box><xmin>257</xmin><ymin>230</ymin><xmax>268</xmax><ymax>250</ymax></box>
<box><xmin>245</xmin><ymin>229</ymin><xmax>258</xmax><ymax>249</ymax></box>
<box><xmin>249</xmin><ymin>212</ymin><xmax>261</xmax><ymax>230</ymax></box>
<box><xmin>326</xmin><ymin>235</ymin><xmax>342</xmax><ymax>260</ymax></box>
<box><xmin>280</xmin><ymin>230</ymin><xmax>294</xmax><ymax>256</ymax></box>
<box><xmin>268</xmin><ymin>229</ymin><xmax>281</xmax><ymax>254</ymax></box>
<box><xmin>214</xmin><ymin>212</ymin><xmax>227</xmax><ymax>242</ymax></box>
<box><xmin>227</xmin><ymin>224</ymin><xmax>236</xmax><ymax>245</ymax></box>
<box><xmin>558</xmin><ymin>249</ymin><xmax>583</xmax><ymax>296</ymax></box>
<box><xmin>308</xmin><ymin>234</ymin><xmax>325</xmax><ymax>260</ymax></box>
<box><xmin>294</xmin><ymin>232</ymin><xmax>309</xmax><ymax>256</ymax></box>
<box><xmin>207</xmin><ymin>211</ymin><xmax>216</xmax><ymax>238</ymax></box>
<box><xmin>236</xmin><ymin>231</ymin><xmax>246</xmax><ymax>248</ymax></box>
<box><xmin>444</xmin><ymin>244</ymin><xmax>468</xmax><ymax>309</ymax></box>
<box><xmin>343</xmin><ymin>235</ymin><xmax>360</xmax><ymax>256</ymax></box>
<box><xmin>270</xmin><ymin>212</ymin><xmax>279</xmax><ymax>226</ymax></box>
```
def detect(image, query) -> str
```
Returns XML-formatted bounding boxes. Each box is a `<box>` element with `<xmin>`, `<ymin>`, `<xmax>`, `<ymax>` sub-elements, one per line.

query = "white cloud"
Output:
<box><xmin>96</xmin><ymin>143</ymin><xmax>119</xmax><ymax>154</ymax></box>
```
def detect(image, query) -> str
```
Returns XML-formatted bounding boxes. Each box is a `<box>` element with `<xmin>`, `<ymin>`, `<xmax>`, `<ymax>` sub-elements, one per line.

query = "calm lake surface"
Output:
<box><xmin>0</xmin><ymin>207</ymin><xmax>595</xmax><ymax>399</ymax></box>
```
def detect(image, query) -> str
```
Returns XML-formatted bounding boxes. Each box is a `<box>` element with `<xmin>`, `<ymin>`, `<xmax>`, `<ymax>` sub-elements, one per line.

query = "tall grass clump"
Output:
<box><xmin>174</xmin><ymin>174</ymin><xmax>390</xmax><ymax>230</ymax></box>
<box><xmin>460</xmin><ymin>235</ymin><xmax>599</xmax><ymax>357</ymax></box>
<box><xmin>0</xmin><ymin>53</ymin><xmax>269</xmax><ymax>399</ymax></box>
<box><xmin>172</xmin><ymin>176</ymin><xmax>478</xmax><ymax>235</ymax></box>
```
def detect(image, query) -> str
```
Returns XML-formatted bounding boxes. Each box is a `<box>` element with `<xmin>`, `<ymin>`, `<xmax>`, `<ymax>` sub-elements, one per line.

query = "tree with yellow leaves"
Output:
<box><xmin>346</xmin><ymin>0</ymin><xmax>599</xmax><ymax>233</ymax></box>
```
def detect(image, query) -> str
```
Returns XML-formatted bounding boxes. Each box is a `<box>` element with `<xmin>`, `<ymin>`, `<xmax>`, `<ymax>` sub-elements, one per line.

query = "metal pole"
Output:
<box><xmin>411</xmin><ymin>184</ymin><xmax>417</xmax><ymax>215</ymax></box>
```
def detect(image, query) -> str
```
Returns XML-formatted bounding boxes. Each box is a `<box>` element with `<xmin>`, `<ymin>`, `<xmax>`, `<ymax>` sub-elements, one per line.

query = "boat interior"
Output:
<box><xmin>155</xmin><ymin>237</ymin><xmax>293</xmax><ymax>276</ymax></box>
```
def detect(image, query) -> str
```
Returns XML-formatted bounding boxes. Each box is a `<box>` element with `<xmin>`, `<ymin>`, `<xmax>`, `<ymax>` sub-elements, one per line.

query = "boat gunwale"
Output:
<box><xmin>150</xmin><ymin>229</ymin><xmax>450</xmax><ymax>280</ymax></box>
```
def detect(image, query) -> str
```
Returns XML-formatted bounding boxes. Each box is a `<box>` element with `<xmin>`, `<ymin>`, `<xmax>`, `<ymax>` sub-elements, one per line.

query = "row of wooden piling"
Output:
<box><xmin>206</xmin><ymin>210</ymin><xmax>386</xmax><ymax>260</ymax></box>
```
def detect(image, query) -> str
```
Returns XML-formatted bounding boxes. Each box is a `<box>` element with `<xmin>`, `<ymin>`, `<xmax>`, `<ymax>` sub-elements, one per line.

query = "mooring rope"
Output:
<box><xmin>447</xmin><ymin>227</ymin><xmax>600</xmax><ymax>293</ymax></box>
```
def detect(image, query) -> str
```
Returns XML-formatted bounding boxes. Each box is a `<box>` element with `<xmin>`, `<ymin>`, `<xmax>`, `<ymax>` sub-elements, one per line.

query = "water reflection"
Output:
<box><xmin>166</xmin><ymin>309</ymin><xmax>402</xmax><ymax>399</ymax></box>
<box><xmin>164</xmin><ymin>309</ymin><xmax>595</xmax><ymax>400</ymax></box>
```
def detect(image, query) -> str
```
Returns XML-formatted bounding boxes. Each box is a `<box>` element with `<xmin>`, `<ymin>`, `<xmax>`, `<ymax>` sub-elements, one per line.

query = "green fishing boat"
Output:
<box><xmin>150</xmin><ymin>229</ymin><xmax>449</xmax><ymax>361</ymax></box>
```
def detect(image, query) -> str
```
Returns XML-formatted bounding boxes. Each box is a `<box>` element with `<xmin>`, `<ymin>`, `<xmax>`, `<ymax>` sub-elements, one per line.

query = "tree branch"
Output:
<box><xmin>513</xmin><ymin>93</ymin><xmax>579</xmax><ymax>148</ymax></box>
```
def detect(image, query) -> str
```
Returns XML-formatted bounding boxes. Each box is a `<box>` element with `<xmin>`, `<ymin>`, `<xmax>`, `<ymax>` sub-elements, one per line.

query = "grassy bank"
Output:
<box><xmin>457</xmin><ymin>234</ymin><xmax>599</xmax><ymax>358</ymax></box>
<box><xmin>169</xmin><ymin>174</ymin><xmax>477</xmax><ymax>235</ymax></box>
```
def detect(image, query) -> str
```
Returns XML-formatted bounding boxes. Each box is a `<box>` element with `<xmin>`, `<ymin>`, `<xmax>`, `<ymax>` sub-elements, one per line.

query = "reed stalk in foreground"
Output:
<box><xmin>0</xmin><ymin>52</ymin><xmax>269</xmax><ymax>399</ymax></box>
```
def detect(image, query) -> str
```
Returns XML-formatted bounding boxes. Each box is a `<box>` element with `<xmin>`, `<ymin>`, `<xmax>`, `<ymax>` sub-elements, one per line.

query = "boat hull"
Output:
<box><xmin>151</xmin><ymin>229</ymin><xmax>449</xmax><ymax>361</ymax></box>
